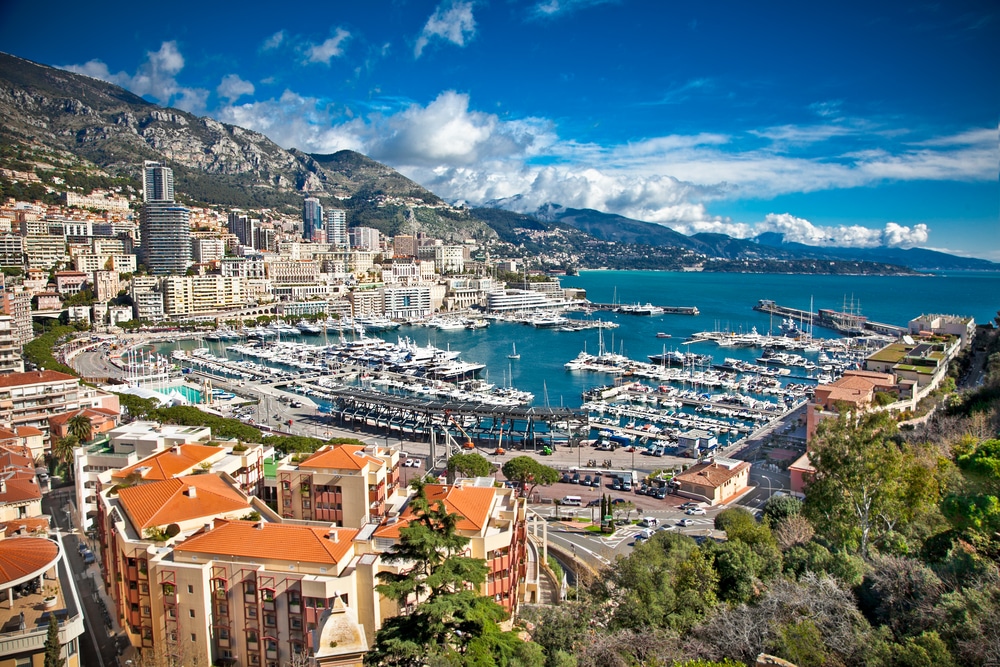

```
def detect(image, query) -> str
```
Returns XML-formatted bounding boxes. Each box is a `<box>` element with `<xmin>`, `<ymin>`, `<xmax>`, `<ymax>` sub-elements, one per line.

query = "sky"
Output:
<box><xmin>1</xmin><ymin>1</ymin><xmax>998</xmax><ymax>259</ymax></box>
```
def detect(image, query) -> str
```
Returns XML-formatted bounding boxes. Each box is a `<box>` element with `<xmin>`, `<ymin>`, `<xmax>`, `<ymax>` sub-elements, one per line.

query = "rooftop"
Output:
<box><xmin>175</xmin><ymin>520</ymin><xmax>358</xmax><ymax>566</ymax></box>
<box><xmin>112</xmin><ymin>443</ymin><xmax>222</xmax><ymax>481</ymax></box>
<box><xmin>116</xmin><ymin>474</ymin><xmax>249</xmax><ymax>531</ymax></box>
<box><xmin>674</xmin><ymin>460</ymin><xmax>750</xmax><ymax>489</ymax></box>
<box><xmin>0</xmin><ymin>370</ymin><xmax>76</xmax><ymax>389</ymax></box>
<box><xmin>298</xmin><ymin>444</ymin><xmax>384</xmax><ymax>471</ymax></box>
<box><xmin>374</xmin><ymin>482</ymin><xmax>497</xmax><ymax>540</ymax></box>
<box><xmin>0</xmin><ymin>536</ymin><xmax>59</xmax><ymax>587</ymax></box>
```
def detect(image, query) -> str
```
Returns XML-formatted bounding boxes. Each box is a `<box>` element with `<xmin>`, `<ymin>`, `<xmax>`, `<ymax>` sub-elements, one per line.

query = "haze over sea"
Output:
<box><xmin>163</xmin><ymin>271</ymin><xmax>999</xmax><ymax>410</ymax></box>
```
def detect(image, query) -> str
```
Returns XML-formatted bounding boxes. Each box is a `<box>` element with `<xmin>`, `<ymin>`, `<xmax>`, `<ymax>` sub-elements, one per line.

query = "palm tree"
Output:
<box><xmin>51</xmin><ymin>435</ymin><xmax>78</xmax><ymax>483</ymax></box>
<box><xmin>67</xmin><ymin>413</ymin><xmax>93</xmax><ymax>444</ymax></box>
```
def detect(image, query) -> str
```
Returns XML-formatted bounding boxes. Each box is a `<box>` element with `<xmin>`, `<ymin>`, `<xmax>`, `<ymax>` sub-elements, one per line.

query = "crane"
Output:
<box><xmin>444</xmin><ymin>411</ymin><xmax>476</xmax><ymax>450</ymax></box>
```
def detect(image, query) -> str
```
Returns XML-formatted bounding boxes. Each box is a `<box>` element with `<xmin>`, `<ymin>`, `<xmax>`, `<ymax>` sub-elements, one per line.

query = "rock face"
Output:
<box><xmin>0</xmin><ymin>51</ymin><xmax>442</xmax><ymax>212</ymax></box>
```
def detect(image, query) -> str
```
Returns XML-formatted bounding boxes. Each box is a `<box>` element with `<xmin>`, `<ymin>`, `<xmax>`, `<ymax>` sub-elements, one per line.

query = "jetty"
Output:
<box><xmin>753</xmin><ymin>299</ymin><xmax>906</xmax><ymax>337</ymax></box>
<box><xmin>589</xmin><ymin>303</ymin><xmax>700</xmax><ymax>315</ymax></box>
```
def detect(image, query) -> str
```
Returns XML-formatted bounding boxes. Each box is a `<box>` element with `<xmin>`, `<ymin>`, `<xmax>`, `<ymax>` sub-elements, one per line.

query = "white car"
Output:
<box><xmin>685</xmin><ymin>507</ymin><xmax>707</xmax><ymax>515</ymax></box>
<box><xmin>404</xmin><ymin>458</ymin><xmax>415</xmax><ymax>467</ymax></box>
<box><xmin>678</xmin><ymin>518</ymin><xmax>694</xmax><ymax>527</ymax></box>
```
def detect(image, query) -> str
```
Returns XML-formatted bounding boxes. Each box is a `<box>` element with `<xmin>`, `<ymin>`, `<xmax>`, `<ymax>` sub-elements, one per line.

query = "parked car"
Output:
<box><xmin>571</xmin><ymin>473</ymin><xmax>581</xmax><ymax>484</ymax></box>
<box><xmin>634</xmin><ymin>528</ymin><xmax>654</xmax><ymax>541</ymax></box>
<box><xmin>610</xmin><ymin>498</ymin><xmax>627</xmax><ymax>505</ymax></box>
<box><xmin>611</xmin><ymin>479</ymin><xmax>622</xmax><ymax>490</ymax></box>
<box><xmin>592</xmin><ymin>474</ymin><xmax>603</xmax><ymax>487</ymax></box>
<box><xmin>646</xmin><ymin>486</ymin><xmax>658</xmax><ymax>496</ymax></box>
<box><xmin>639</xmin><ymin>517</ymin><xmax>658</xmax><ymax>527</ymax></box>
<box><xmin>561</xmin><ymin>473</ymin><xmax>572</xmax><ymax>484</ymax></box>
<box><xmin>686</xmin><ymin>507</ymin><xmax>707</xmax><ymax>515</ymax></box>
<box><xmin>583</xmin><ymin>474</ymin><xmax>592</xmax><ymax>486</ymax></box>
<box><xmin>678</xmin><ymin>518</ymin><xmax>695</xmax><ymax>527</ymax></box>
<box><xmin>587</xmin><ymin>498</ymin><xmax>602</xmax><ymax>508</ymax></box>
<box><xmin>679</xmin><ymin>502</ymin><xmax>698</xmax><ymax>510</ymax></box>
<box><xmin>655</xmin><ymin>487</ymin><xmax>667</xmax><ymax>499</ymax></box>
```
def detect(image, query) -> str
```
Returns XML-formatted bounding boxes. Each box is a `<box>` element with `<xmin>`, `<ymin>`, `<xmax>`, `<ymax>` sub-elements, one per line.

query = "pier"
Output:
<box><xmin>589</xmin><ymin>303</ymin><xmax>700</xmax><ymax>315</ymax></box>
<box><xmin>753</xmin><ymin>299</ymin><xmax>906</xmax><ymax>337</ymax></box>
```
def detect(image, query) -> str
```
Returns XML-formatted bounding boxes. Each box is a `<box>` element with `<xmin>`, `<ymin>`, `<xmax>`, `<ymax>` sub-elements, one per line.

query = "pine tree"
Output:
<box><xmin>44</xmin><ymin>612</ymin><xmax>64</xmax><ymax>667</ymax></box>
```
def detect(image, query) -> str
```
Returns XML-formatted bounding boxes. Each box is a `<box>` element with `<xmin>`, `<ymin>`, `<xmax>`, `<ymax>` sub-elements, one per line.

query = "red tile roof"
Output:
<box><xmin>14</xmin><ymin>426</ymin><xmax>43</xmax><ymax>437</ymax></box>
<box><xmin>0</xmin><ymin>537</ymin><xmax>59</xmax><ymax>586</ymax></box>
<box><xmin>299</xmin><ymin>444</ymin><xmax>384</xmax><ymax>471</ymax></box>
<box><xmin>116</xmin><ymin>474</ymin><xmax>249</xmax><ymax>531</ymax></box>
<box><xmin>112</xmin><ymin>443</ymin><xmax>222</xmax><ymax>481</ymax></box>
<box><xmin>175</xmin><ymin>520</ymin><xmax>358</xmax><ymax>566</ymax></box>
<box><xmin>374</xmin><ymin>483</ymin><xmax>496</xmax><ymax>540</ymax></box>
<box><xmin>674</xmin><ymin>460</ymin><xmax>751</xmax><ymax>489</ymax></box>
<box><xmin>2</xmin><ymin>517</ymin><xmax>50</xmax><ymax>537</ymax></box>
<box><xmin>0</xmin><ymin>371</ymin><xmax>76</xmax><ymax>389</ymax></box>
<box><xmin>0</xmin><ymin>473</ymin><xmax>42</xmax><ymax>504</ymax></box>
<box><xmin>48</xmin><ymin>407</ymin><xmax>119</xmax><ymax>427</ymax></box>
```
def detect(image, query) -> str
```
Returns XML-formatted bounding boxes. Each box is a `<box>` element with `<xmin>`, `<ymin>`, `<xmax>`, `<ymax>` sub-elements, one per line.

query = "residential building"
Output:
<box><xmin>192</xmin><ymin>237</ymin><xmax>225</xmax><ymax>263</ymax></box>
<box><xmin>0</xmin><ymin>316</ymin><xmax>24</xmax><ymax>374</ymax></box>
<box><xmin>303</xmin><ymin>197</ymin><xmax>323</xmax><ymax>242</ymax></box>
<box><xmin>433</xmin><ymin>245</ymin><xmax>465</xmax><ymax>274</ymax></box>
<box><xmin>392</xmin><ymin>234</ymin><xmax>416</xmax><ymax>258</ymax></box>
<box><xmin>0</xmin><ymin>447</ymin><xmax>42</xmax><ymax>522</ymax></box>
<box><xmin>266</xmin><ymin>260</ymin><xmax>320</xmax><ymax>286</ymax></box>
<box><xmin>372</xmin><ymin>479</ymin><xmax>527</xmax><ymax>614</ymax></box>
<box><xmin>140</xmin><ymin>162</ymin><xmax>190</xmax><ymax>275</ymax></box>
<box><xmin>22</xmin><ymin>232</ymin><xmax>68</xmax><ymax>270</ymax></box>
<box><xmin>0</xmin><ymin>371</ymin><xmax>82</xmax><ymax>443</ymax></box>
<box><xmin>161</xmin><ymin>275</ymin><xmax>243</xmax><ymax>317</ymax></box>
<box><xmin>64</xmin><ymin>189</ymin><xmax>132</xmax><ymax>212</ymax></box>
<box><xmin>326</xmin><ymin>208</ymin><xmax>348</xmax><ymax>249</ymax></box>
<box><xmin>349</xmin><ymin>227</ymin><xmax>380</xmax><ymax>251</ymax></box>
<box><xmin>74</xmin><ymin>252</ymin><xmax>137</xmax><ymax>273</ymax></box>
<box><xmin>220</xmin><ymin>256</ymin><xmax>266</xmax><ymax>280</ymax></box>
<box><xmin>672</xmin><ymin>458</ymin><xmax>751</xmax><ymax>505</ymax></box>
<box><xmin>382</xmin><ymin>285</ymin><xmax>433</xmax><ymax>319</ymax></box>
<box><xmin>54</xmin><ymin>271</ymin><xmax>89</xmax><ymax>295</ymax></box>
<box><xmin>93</xmin><ymin>269</ymin><xmax>122</xmax><ymax>302</ymax></box>
<box><xmin>275</xmin><ymin>443</ymin><xmax>401</xmax><ymax>526</ymax></box>
<box><xmin>47</xmin><ymin>406</ymin><xmax>120</xmax><ymax>443</ymax></box>
<box><xmin>0</xmin><ymin>234</ymin><xmax>23</xmax><ymax>266</ymax></box>
<box><xmin>908</xmin><ymin>314</ymin><xmax>976</xmax><ymax>347</ymax></box>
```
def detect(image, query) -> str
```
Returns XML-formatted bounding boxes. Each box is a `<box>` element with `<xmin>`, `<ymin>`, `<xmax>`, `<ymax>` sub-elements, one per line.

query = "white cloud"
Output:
<box><xmin>305</xmin><ymin>28</ymin><xmax>351</xmax><ymax>64</ymax></box>
<box><xmin>741</xmin><ymin>213</ymin><xmax>931</xmax><ymax>248</ymax></box>
<box><xmin>530</xmin><ymin>0</ymin><xmax>618</xmax><ymax>19</ymax></box>
<box><xmin>62</xmin><ymin>41</ymin><xmax>208</xmax><ymax>114</ymax></box>
<box><xmin>262</xmin><ymin>30</ymin><xmax>285</xmax><ymax>51</ymax></box>
<box><xmin>216</xmin><ymin>74</ymin><xmax>255</xmax><ymax>103</ymax></box>
<box><xmin>415</xmin><ymin>1</ymin><xmax>476</xmax><ymax>58</ymax></box>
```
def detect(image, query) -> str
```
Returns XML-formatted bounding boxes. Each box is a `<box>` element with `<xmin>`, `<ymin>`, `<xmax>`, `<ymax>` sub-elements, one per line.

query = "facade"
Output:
<box><xmin>221</xmin><ymin>256</ymin><xmax>266</xmax><ymax>280</ymax></box>
<box><xmin>303</xmin><ymin>197</ymin><xmax>323</xmax><ymax>242</ymax></box>
<box><xmin>74</xmin><ymin>253</ymin><xmax>137</xmax><ymax>274</ymax></box>
<box><xmin>0</xmin><ymin>289</ymin><xmax>31</xmax><ymax>348</ymax></box>
<box><xmin>21</xmin><ymin>233</ymin><xmax>68</xmax><ymax>271</ymax></box>
<box><xmin>140</xmin><ymin>162</ymin><xmax>189</xmax><ymax>275</ymax></box>
<box><xmin>54</xmin><ymin>271</ymin><xmax>89</xmax><ymax>295</ymax></box>
<box><xmin>392</xmin><ymin>235</ymin><xmax>416</xmax><ymax>258</ymax></box>
<box><xmin>275</xmin><ymin>444</ymin><xmax>401</xmax><ymax>527</ymax></box>
<box><xmin>486</xmin><ymin>289</ymin><xmax>564</xmax><ymax>313</ymax></box>
<box><xmin>93</xmin><ymin>269</ymin><xmax>122</xmax><ymax>302</ymax></box>
<box><xmin>193</xmin><ymin>237</ymin><xmax>226</xmax><ymax>263</ymax></box>
<box><xmin>381</xmin><ymin>285</ymin><xmax>432</xmax><ymax>319</ymax></box>
<box><xmin>349</xmin><ymin>227</ymin><xmax>380</xmax><ymax>251</ymax></box>
<box><xmin>0</xmin><ymin>234</ymin><xmax>23</xmax><ymax>267</ymax></box>
<box><xmin>433</xmin><ymin>245</ymin><xmax>465</xmax><ymax>274</ymax></box>
<box><xmin>266</xmin><ymin>260</ymin><xmax>320</xmax><ymax>286</ymax></box>
<box><xmin>0</xmin><ymin>316</ymin><xmax>23</xmax><ymax>374</ymax></box>
<box><xmin>161</xmin><ymin>275</ymin><xmax>244</xmax><ymax>317</ymax></box>
<box><xmin>0</xmin><ymin>371</ymin><xmax>82</xmax><ymax>444</ymax></box>
<box><xmin>326</xmin><ymin>209</ymin><xmax>348</xmax><ymax>249</ymax></box>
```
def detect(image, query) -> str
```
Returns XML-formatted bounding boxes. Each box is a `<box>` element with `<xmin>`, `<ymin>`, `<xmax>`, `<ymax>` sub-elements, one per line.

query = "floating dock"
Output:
<box><xmin>753</xmin><ymin>300</ymin><xmax>906</xmax><ymax>337</ymax></box>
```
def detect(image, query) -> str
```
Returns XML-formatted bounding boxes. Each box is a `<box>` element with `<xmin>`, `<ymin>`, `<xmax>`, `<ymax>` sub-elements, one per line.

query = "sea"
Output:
<box><xmin>149</xmin><ymin>270</ymin><xmax>1000</xmax><ymax>410</ymax></box>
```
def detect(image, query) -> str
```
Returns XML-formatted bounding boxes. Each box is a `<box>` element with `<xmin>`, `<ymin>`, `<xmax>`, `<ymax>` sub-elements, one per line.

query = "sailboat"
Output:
<box><xmin>507</xmin><ymin>342</ymin><xmax>520</xmax><ymax>360</ymax></box>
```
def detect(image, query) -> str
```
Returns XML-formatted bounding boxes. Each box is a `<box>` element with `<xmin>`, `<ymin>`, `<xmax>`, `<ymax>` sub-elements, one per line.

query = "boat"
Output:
<box><xmin>655</xmin><ymin>332</ymin><xmax>671</xmax><ymax>338</ymax></box>
<box><xmin>507</xmin><ymin>343</ymin><xmax>520</xmax><ymax>360</ymax></box>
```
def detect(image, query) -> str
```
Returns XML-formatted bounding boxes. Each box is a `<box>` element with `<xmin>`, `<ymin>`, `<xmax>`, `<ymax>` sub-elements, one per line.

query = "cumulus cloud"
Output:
<box><xmin>305</xmin><ymin>28</ymin><xmax>351</xmax><ymax>64</ymax></box>
<box><xmin>62</xmin><ymin>41</ymin><xmax>208</xmax><ymax>113</ymax></box>
<box><xmin>415</xmin><ymin>1</ymin><xmax>476</xmax><ymax>58</ymax></box>
<box><xmin>749</xmin><ymin>213</ymin><xmax>931</xmax><ymax>248</ymax></box>
<box><xmin>216</xmin><ymin>74</ymin><xmax>255</xmax><ymax>103</ymax></box>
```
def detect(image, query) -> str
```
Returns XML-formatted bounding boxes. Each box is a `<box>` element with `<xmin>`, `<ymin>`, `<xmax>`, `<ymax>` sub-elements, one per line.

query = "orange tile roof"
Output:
<box><xmin>674</xmin><ymin>461</ymin><xmax>750</xmax><ymax>489</ymax></box>
<box><xmin>117</xmin><ymin>474</ymin><xmax>249</xmax><ymax>531</ymax></box>
<box><xmin>0</xmin><ymin>370</ymin><xmax>76</xmax><ymax>389</ymax></box>
<box><xmin>175</xmin><ymin>520</ymin><xmax>358</xmax><ymax>566</ymax></box>
<box><xmin>2</xmin><ymin>517</ymin><xmax>50</xmax><ymax>537</ymax></box>
<box><xmin>48</xmin><ymin>407</ymin><xmax>118</xmax><ymax>426</ymax></box>
<box><xmin>299</xmin><ymin>444</ymin><xmax>384</xmax><ymax>471</ymax></box>
<box><xmin>374</xmin><ymin>483</ymin><xmax>496</xmax><ymax>540</ymax></box>
<box><xmin>0</xmin><ymin>537</ymin><xmax>59</xmax><ymax>586</ymax></box>
<box><xmin>112</xmin><ymin>443</ymin><xmax>222</xmax><ymax>481</ymax></box>
<box><xmin>14</xmin><ymin>426</ymin><xmax>43</xmax><ymax>437</ymax></box>
<box><xmin>0</xmin><ymin>473</ymin><xmax>42</xmax><ymax>504</ymax></box>
<box><xmin>0</xmin><ymin>449</ymin><xmax>33</xmax><ymax>471</ymax></box>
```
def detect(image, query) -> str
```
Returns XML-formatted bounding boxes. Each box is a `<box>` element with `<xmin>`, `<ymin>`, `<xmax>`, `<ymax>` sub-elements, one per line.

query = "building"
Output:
<box><xmin>0</xmin><ymin>316</ymin><xmax>24</xmax><ymax>374</ymax></box>
<box><xmin>54</xmin><ymin>271</ymin><xmax>89</xmax><ymax>295</ymax></box>
<box><xmin>303</xmin><ymin>197</ymin><xmax>323</xmax><ymax>242</ymax></box>
<box><xmin>0</xmin><ymin>535</ymin><xmax>86</xmax><ymax>667</ymax></box>
<box><xmin>275</xmin><ymin>443</ymin><xmax>401</xmax><ymax>526</ymax></box>
<box><xmin>382</xmin><ymin>285</ymin><xmax>433</xmax><ymax>319</ymax></box>
<box><xmin>47</xmin><ymin>406</ymin><xmax>120</xmax><ymax>443</ymax></box>
<box><xmin>672</xmin><ymin>458</ymin><xmax>751</xmax><ymax>505</ymax></box>
<box><xmin>908</xmin><ymin>314</ymin><xmax>976</xmax><ymax>347</ymax></box>
<box><xmin>486</xmin><ymin>289</ymin><xmax>564</xmax><ymax>313</ymax></box>
<box><xmin>140</xmin><ymin>162</ymin><xmax>190</xmax><ymax>275</ymax></box>
<box><xmin>0</xmin><ymin>289</ymin><xmax>32</xmax><ymax>348</ymax></box>
<box><xmin>160</xmin><ymin>275</ymin><xmax>244</xmax><ymax>317</ymax></box>
<box><xmin>433</xmin><ymin>245</ymin><xmax>465</xmax><ymax>274</ymax></box>
<box><xmin>0</xmin><ymin>447</ymin><xmax>42</xmax><ymax>522</ymax></box>
<box><xmin>0</xmin><ymin>234</ymin><xmax>23</xmax><ymax>267</ymax></box>
<box><xmin>392</xmin><ymin>234</ymin><xmax>416</xmax><ymax>258</ymax></box>
<box><xmin>92</xmin><ymin>269</ymin><xmax>122</xmax><ymax>302</ymax></box>
<box><xmin>372</xmin><ymin>479</ymin><xmax>527</xmax><ymax>613</ymax></box>
<box><xmin>349</xmin><ymin>227</ymin><xmax>380</xmax><ymax>251</ymax></box>
<box><xmin>326</xmin><ymin>208</ymin><xmax>348</xmax><ymax>249</ymax></box>
<box><xmin>193</xmin><ymin>237</ymin><xmax>226</xmax><ymax>263</ymax></box>
<box><xmin>0</xmin><ymin>371</ymin><xmax>82</xmax><ymax>444</ymax></box>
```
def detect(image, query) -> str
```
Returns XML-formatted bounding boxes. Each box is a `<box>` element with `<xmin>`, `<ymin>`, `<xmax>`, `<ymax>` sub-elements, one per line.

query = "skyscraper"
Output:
<box><xmin>326</xmin><ymin>208</ymin><xmax>348</xmax><ymax>249</ymax></box>
<box><xmin>303</xmin><ymin>197</ymin><xmax>323</xmax><ymax>242</ymax></box>
<box><xmin>139</xmin><ymin>161</ymin><xmax>190</xmax><ymax>275</ymax></box>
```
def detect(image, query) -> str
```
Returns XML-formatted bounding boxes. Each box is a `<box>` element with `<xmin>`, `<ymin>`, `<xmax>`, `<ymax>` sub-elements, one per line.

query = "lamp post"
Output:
<box><xmin>761</xmin><ymin>473</ymin><xmax>773</xmax><ymax>503</ymax></box>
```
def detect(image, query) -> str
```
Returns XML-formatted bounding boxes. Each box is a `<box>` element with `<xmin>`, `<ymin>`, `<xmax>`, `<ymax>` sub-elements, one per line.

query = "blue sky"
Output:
<box><xmin>2</xmin><ymin>1</ymin><xmax>998</xmax><ymax>258</ymax></box>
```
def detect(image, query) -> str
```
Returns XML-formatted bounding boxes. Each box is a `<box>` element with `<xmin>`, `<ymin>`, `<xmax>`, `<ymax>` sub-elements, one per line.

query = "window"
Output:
<box><xmin>264</xmin><ymin>613</ymin><xmax>276</xmax><ymax>627</ymax></box>
<box><xmin>302</xmin><ymin>500</ymin><xmax>311</xmax><ymax>509</ymax></box>
<box><xmin>219</xmin><ymin>628</ymin><xmax>229</xmax><ymax>641</ymax></box>
<box><xmin>188</xmin><ymin>585</ymin><xmax>194</xmax><ymax>594</ymax></box>
<box><xmin>142</xmin><ymin>606</ymin><xmax>151</xmax><ymax>617</ymax></box>
<box><xmin>139</xmin><ymin>583</ymin><xmax>149</xmax><ymax>594</ymax></box>
<box><xmin>191</xmin><ymin>633</ymin><xmax>197</xmax><ymax>642</ymax></box>
<box><xmin>189</xmin><ymin>609</ymin><xmax>195</xmax><ymax>618</ymax></box>
<box><xmin>244</xmin><ymin>581</ymin><xmax>256</xmax><ymax>596</ymax></box>
<box><xmin>247</xmin><ymin>607</ymin><xmax>257</xmax><ymax>619</ymax></box>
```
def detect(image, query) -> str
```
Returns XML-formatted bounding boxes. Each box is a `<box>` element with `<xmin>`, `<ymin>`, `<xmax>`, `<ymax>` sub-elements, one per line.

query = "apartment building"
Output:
<box><xmin>1</xmin><ymin>288</ymin><xmax>32</xmax><ymax>347</ymax></box>
<box><xmin>74</xmin><ymin>252</ymin><xmax>137</xmax><ymax>273</ymax></box>
<box><xmin>0</xmin><ymin>371</ymin><xmax>83</xmax><ymax>443</ymax></box>
<box><xmin>372</xmin><ymin>479</ymin><xmax>527</xmax><ymax>614</ymax></box>
<box><xmin>161</xmin><ymin>275</ymin><xmax>243</xmax><ymax>316</ymax></box>
<box><xmin>54</xmin><ymin>271</ymin><xmax>89</xmax><ymax>295</ymax></box>
<box><xmin>0</xmin><ymin>316</ymin><xmax>24</xmax><ymax>374</ymax></box>
<box><xmin>275</xmin><ymin>443</ymin><xmax>401</xmax><ymax>527</ymax></box>
<box><xmin>266</xmin><ymin>260</ymin><xmax>320</xmax><ymax>285</ymax></box>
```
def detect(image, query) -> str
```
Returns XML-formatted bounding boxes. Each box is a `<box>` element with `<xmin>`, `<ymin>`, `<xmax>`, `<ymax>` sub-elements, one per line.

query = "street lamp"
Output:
<box><xmin>761</xmin><ymin>474</ymin><xmax>773</xmax><ymax>501</ymax></box>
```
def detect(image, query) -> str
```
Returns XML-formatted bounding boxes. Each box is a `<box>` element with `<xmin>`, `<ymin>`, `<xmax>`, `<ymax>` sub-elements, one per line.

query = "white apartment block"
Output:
<box><xmin>192</xmin><ymin>237</ymin><xmax>226</xmax><ymax>263</ymax></box>
<box><xmin>0</xmin><ymin>234</ymin><xmax>24</xmax><ymax>266</ymax></box>
<box><xmin>220</xmin><ymin>256</ymin><xmax>266</xmax><ymax>280</ymax></box>
<box><xmin>74</xmin><ymin>253</ymin><xmax>137</xmax><ymax>273</ymax></box>
<box><xmin>382</xmin><ymin>285</ymin><xmax>432</xmax><ymax>319</ymax></box>
<box><xmin>64</xmin><ymin>190</ymin><xmax>132</xmax><ymax>212</ymax></box>
<box><xmin>433</xmin><ymin>245</ymin><xmax>465</xmax><ymax>274</ymax></box>
<box><xmin>161</xmin><ymin>275</ymin><xmax>243</xmax><ymax>316</ymax></box>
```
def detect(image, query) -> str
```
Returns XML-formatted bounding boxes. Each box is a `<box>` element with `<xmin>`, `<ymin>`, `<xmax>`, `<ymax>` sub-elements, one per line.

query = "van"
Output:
<box><xmin>561</xmin><ymin>496</ymin><xmax>583</xmax><ymax>506</ymax></box>
<box><xmin>639</xmin><ymin>517</ymin><xmax>658</xmax><ymax>528</ymax></box>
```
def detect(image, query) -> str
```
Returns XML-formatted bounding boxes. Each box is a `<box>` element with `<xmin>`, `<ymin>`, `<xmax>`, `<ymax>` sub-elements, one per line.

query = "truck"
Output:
<box><xmin>609</xmin><ymin>434</ymin><xmax>632</xmax><ymax>449</ymax></box>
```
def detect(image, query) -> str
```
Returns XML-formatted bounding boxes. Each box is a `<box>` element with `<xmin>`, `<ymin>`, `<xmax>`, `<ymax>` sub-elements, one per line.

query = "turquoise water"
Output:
<box><xmin>155</xmin><ymin>384</ymin><xmax>203</xmax><ymax>403</ymax></box>
<box><xmin>150</xmin><ymin>271</ymin><xmax>999</xmax><ymax>409</ymax></box>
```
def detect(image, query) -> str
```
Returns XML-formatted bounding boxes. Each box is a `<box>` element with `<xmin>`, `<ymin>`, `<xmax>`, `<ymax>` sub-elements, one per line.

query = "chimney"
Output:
<box><xmin>186</xmin><ymin>486</ymin><xmax>197</xmax><ymax>498</ymax></box>
<box><xmin>327</xmin><ymin>529</ymin><xmax>339</xmax><ymax>542</ymax></box>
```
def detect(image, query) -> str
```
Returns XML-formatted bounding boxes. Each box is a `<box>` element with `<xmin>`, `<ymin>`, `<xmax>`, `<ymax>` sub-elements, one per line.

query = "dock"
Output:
<box><xmin>753</xmin><ymin>299</ymin><xmax>906</xmax><ymax>337</ymax></box>
<box><xmin>590</xmin><ymin>303</ymin><xmax>700</xmax><ymax>315</ymax></box>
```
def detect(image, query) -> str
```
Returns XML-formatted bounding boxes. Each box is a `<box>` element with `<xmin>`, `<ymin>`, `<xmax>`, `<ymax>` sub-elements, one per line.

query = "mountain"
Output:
<box><xmin>752</xmin><ymin>234</ymin><xmax>997</xmax><ymax>271</ymax></box>
<box><xmin>0</xmin><ymin>51</ymin><xmax>491</xmax><ymax>241</ymax></box>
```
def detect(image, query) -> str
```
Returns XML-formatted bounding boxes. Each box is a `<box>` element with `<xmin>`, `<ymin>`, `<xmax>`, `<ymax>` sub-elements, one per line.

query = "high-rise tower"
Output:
<box><xmin>139</xmin><ymin>161</ymin><xmax>190</xmax><ymax>275</ymax></box>
<box><xmin>303</xmin><ymin>197</ymin><xmax>323</xmax><ymax>242</ymax></box>
<box><xmin>326</xmin><ymin>208</ymin><xmax>348</xmax><ymax>249</ymax></box>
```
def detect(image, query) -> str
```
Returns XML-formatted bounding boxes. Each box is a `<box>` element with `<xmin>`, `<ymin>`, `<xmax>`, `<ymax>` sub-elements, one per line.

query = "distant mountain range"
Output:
<box><xmin>0</xmin><ymin>51</ymin><xmax>994</xmax><ymax>272</ymax></box>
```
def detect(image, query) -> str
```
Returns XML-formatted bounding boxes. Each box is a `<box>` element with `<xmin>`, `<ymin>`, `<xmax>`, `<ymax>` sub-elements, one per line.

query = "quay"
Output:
<box><xmin>589</xmin><ymin>303</ymin><xmax>700</xmax><ymax>315</ymax></box>
<box><xmin>753</xmin><ymin>299</ymin><xmax>906</xmax><ymax>337</ymax></box>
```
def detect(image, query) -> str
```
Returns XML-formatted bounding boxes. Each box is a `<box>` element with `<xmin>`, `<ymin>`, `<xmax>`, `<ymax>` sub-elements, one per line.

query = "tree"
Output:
<box><xmin>367</xmin><ymin>479</ymin><xmax>539</xmax><ymax>667</ymax></box>
<box><xmin>51</xmin><ymin>435</ymin><xmax>78</xmax><ymax>482</ymax></box>
<box><xmin>447</xmin><ymin>452</ymin><xmax>492</xmax><ymax>481</ymax></box>
<box><xmin>763</xmin><ymin>494</ymin><xmax>803</xmax><ymax>524</ymax></box>
<box><xmin>44</xmin><ymin>612</ymin><xmax>64</xmax><ymax>667</ymax></box>
<box><xmin>501</xmin><ymin>456</ymin><xmax>559</xmax><ymax>499</ymax></box>
<box><xmin>803</xmin><ymin>411</ymin><xmax>937</xmax><ymax>558</ymax></box>
<box><xmin>67</xmin><ymin>412</ymin><xmax>93</xmax><ymax>443</ymax></box>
